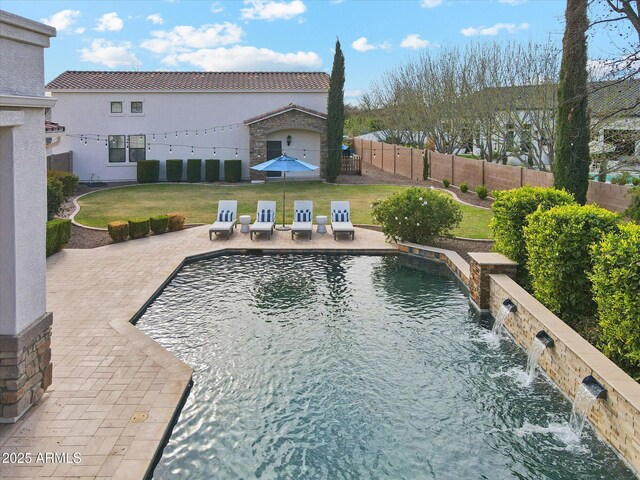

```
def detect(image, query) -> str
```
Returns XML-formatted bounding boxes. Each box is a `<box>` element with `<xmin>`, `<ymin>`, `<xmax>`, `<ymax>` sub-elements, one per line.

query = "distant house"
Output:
<box><xmin>45</xmin><ymin>71</ymin><xmax>330</xmax><ymax>182</ymax></box>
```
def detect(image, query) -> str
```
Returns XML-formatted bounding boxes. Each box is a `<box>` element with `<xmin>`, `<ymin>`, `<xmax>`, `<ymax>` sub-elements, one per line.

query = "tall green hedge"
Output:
<box><xmin>524</xmin><ymin>204</ymin><xmax>619</xmax><ymax>325</ymax></box>
<box><xmin>205</xmin><ymin>159</ymin><xmax>220</xmax><ymax>182</ymax></box>
<box><xmin>137</xmin><ymin>160</ymin><xmax>160</xmax><ymax>183</ymax></box>
<box><xmin>490</xmin><ymin>187</ymin><xmax>576</xmax><ymax>286</ymax></box>
<box><xmin>589</xmin><ymin>223</ymin><xmax>640</xmax><ymax>378</ymax></box>
<box><xmin>224</xmin><ymin>159</ymin><xmax>242</xmax><ymax>182</ymax></box>
<box><xmin>46</xmin><ymin>218</ymin><xmax>71</xmax><ymax>257</ymax></box>
<box><xmin>47</xmin><ymin>176</ymin><xmax>64</xmax><ymax>220</ymax></box>
<box><xmin>325</xmin><ymin>39</ymin><xmax>345</xmax><ymax>182</ymax></box>
<box><xmin>187</xmin><ymin>159</ymin><xmax>202</xmax><ymax>183</ymax></box>
<box><xmin>47</xmin><ymin>170</ymin><xmax>79</xmax><ymax>199</ymax></box>
<box><xmin>166</xmin><ymin>159</ymin><xmax>183</xmax><ymax>182</ymax></box>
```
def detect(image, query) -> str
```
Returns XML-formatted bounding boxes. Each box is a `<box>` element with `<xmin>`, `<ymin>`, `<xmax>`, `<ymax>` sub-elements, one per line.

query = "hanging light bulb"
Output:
<box><xmin>147</xmin><ymin>143</ymin><xmax>151</xmax><ymax>152</ymax></box>
<box><xmin>84</xmin><ymin>137</ymin><xmax>87</xmax><ymax>145</ymax></box>
<box><xmin>185</xmin><ymin>130</ymin><xmax>188</xmax><ymax>137</ymax></box>
<box><xmin>96</xmin><ymin>135</ymin><xmax>100</xmax><ymax>143</ymax></box>
<box><xmin>213</xmin><ymin>127</ymin><xmax>216</xmax><ymax>133</ymax></box>
<box><xmin>169</xmin><ymin>145</ymin><xmax>172</xmax><ymax>153</ymax></box>
<box><xmin>213</xmin><ymin>147</ymin><xmax>216</xmax><ymax>156</ymax></box>
<box><xmin>152</xmin><ymin>133</ymin><xmax>155</xmax><ymax>140</ymax></box>
<box><xmin>176</xmin><ymin>131</ymin><xmax>178</xmax><ymax>137</ymax></box>
<box><xmin>235</xmin><ymin>148</ymin><xmax>238</xmax><ymax>157</ymax></box>
<box><xmin>164</xmin><ymin>133</ymin><xmax>167</xmax><ymax>139</ymax></box>
<box><xmin>195</xmin><ymin>130</ymin><xmax>198</xmax><ymax>136</ymax></box>
<box><xmin>303</xmin><ymin>149</ymin><xmax>306</xmax><ymax>159</ymax></box>
<box><xmin>204</xmin><ymin>129</ymin><xmax>207</xmax><ymax>135</ymax></box>
<box><xmin>191</xmin><ymin>146</ymin><xmax>194</xmax><ymax>155</ymax></box>
<box><xmin>105</xmin><ymin>139</ymin><xmax>108</xmax><ymax>148</ymax></box>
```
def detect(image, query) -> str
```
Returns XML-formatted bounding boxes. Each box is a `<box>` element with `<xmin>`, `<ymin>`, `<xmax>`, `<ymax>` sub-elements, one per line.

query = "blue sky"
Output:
<box><xmin>2</xmin><ymin>1</ymin><xmax>631</xmax><ymax>103</ymax></box>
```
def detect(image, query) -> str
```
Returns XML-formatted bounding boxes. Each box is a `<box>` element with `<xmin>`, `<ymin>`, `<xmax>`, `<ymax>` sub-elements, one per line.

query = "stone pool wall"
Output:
<box><xmin>489</xmin><ymin>273</ymin><xmax>640</xmax><ymax>474</ymax></box>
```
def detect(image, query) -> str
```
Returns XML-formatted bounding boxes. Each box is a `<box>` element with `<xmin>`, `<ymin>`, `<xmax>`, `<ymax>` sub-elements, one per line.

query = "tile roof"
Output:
<box><xmin>45</xmin><ymin>120</ymin><xmax>65</xmax><ymax>133</ymax></box>
<box><xmin>45</xmin><ymin>71</ymin><xmax>330</xmax><ymax>91</ymax></box>
<box><xmin>244</xmin><ymin>104</ymin><xmax>327</xmax><ymax>125</ymax></box>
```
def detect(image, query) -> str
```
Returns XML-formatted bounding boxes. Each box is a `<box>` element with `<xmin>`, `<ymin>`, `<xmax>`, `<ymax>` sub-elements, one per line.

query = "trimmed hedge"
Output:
<box><xmin>490</xmin><ymin>186</ymin><xmax>577</xmax><ymax>285</ymax></box>
<box><xmin>524</xmin><ymin>204</ymin><xmax>620</xmax><ymax>326</ymax></box>
<box><xmin>150</xmin><ymin>215</ymin><xmax>169</xmax><ymax>234</ymax></box>
<box><xmin>626</xmin><ymin>186</ymin><xmax>640</xmax><ymax>223</ymax></box>
<box><xmin>47</xmin><ymin>176</ymin><xmax>64</xmax><ymax>220</ymax></box>
<box><xmin>590</xmin><ymin>223</ymin><xmax>640</xmax><ymax>378</ymax></box>
<box><xmin>108</xmin><ymin>221</ymin><xmax>129</xmax><ymax>242</ymax></box>
<box><xmin>166</xmin><ymin>159</ymin><xmax>183</xmax><ymax>182</ymax></box>
<box><xmin>47</xmin><ymin>170</ymin><xmax>79</xmax><ymax>199</ymax></box>
<box><xmin>46</xmin><ymin>219</ymin><xmax>71</xmax><ymax>257</ymax></box>
<box><xmin>167</xmin><ymin>212</ymin><xmax>185</xmax><ymax>232</ymax></box>
<box><xmin>459</xmin><ymin>182</ymin><xmax>468</xmax><ymax>193</ymax></box>
<box><xmin>476</xmin><ymin>185</ymin><xmax>488</xmax><ymax>200</ymax></box>
<box><xmin>128</xmin><ymin>218</ymin><xmax>150</xmax><ymax>239</ymax></box>
<box><xmin>137</xmin><ymin>160</ymin><xmax>160</xmax><ymax>183</ymax></box>
<box><xmin>224</xmin><ymin>159</ymin><xmax>242</xmax><ymax>182</ymax></box>
<box><xmin>187</xmin><ymin>159</ymin><xmax>202</xmax><ymax>183</ymax></box>
<box><xmin>205</xmin><ymin>159</ymin><xmax>220</xmax><ymax>182</ymax></box>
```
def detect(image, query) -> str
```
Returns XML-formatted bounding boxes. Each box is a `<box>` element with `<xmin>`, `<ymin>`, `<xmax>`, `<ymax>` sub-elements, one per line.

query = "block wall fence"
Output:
<box><xmin>353</xmin><ymin>138</ymin><xmax>633</xmax><ymax>213</ymax></box>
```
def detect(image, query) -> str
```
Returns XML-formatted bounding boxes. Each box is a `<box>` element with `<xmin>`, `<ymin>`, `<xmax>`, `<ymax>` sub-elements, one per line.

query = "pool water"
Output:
<box><xmin>137</xmin><ymin>254</ymin><xmax>636</xmax><ymax>479</ymax></box>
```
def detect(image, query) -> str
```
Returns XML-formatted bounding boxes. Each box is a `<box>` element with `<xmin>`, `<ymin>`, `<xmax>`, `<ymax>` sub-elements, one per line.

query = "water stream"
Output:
<box><xmin>525</xmin><ymin>338</ymin><xmax>547</xmax><ymax>384</ymax></box>
<box><xmin>491</xmin><ymin>303</ymin><xmax>513</xmax><ymax>338</ymax></box>
<box><xmin>569</xmin><ymin>383</ymin><xmax>600</xmax><ymax>437</ymax></box>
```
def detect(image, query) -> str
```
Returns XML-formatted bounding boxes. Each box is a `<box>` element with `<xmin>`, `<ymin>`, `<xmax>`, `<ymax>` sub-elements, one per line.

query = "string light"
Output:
<box><xmin>213</xmin><ymin>147</ymin><xmax>216</xmax><ymax>156</ymax></box>
<box><xmin>152</xmin><ymin>134</ymin><xmax>155</xmax><ymax>140</ymax></box>
<box><xmin>235</xmin><ymin>148</ymin><xmax>238</xmax><ymax>157</ymax></box>
<box><xmin>303</xmin><ymin>149</ymin><xmax>306</xmax><ymax>159</ymax></box>
<box><xmin>147</xmin><ymin>143</ymin><xmax>151</xmax><ymax>152</ymax></box>
<box><xmin>195</xmin><ymin>130</ymin><xmax>198</xmax><ymax>136</ymax></box>
<box><xmin>191</xmin><ymin>146</ymin><xmax>194</xmax><ymax>155</ymax></box>
<box><xmin>96</xmin><ymin>135</ymin><xmax>99</xmax><ymax>143</ymax></box>
<box><xmin>104</xmin><ymin>139</ymin><xmax>108</xmax><ymax>148</ymax></box>
<box><xmin>164</xmin><ymin>133</ymin><xmax>167</xmax><ymax>139</ymax></box>
<box><xmin>176</xmin><ymin>131</ymin><xmax>178</xmax><ymax>137</ymax></box>
<box><xmin>84</xmin><ymin>137</ymin><xmax>87</xmax><ymax>145</ymax></box>
<box><xmin>169</xmin><ymin>145</ymin><xmax>172</xmax><ymax>153</ymax></box>
<box><xmin>185</xmin><ymin>130</ymin><xmax>188</xmax><ymax>137</ymax></box>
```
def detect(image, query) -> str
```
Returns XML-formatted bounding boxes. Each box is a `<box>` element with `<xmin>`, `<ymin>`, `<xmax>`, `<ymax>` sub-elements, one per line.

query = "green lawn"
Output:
<box><xmin>75</xmin><ymin>182</ymin><xmax>493</xmax><ymax>239</ymax></box>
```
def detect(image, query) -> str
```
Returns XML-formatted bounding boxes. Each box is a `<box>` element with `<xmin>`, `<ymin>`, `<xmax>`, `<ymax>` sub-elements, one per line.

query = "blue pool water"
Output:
<box><xmin>136</xmin><ymin>254</ymin><xmax>636</xmax><ymax>479</ymax></box>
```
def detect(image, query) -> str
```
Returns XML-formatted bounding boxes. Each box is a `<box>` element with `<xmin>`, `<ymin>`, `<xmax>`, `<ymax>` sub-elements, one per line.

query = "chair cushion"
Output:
<box><xmin>295</xmin><ymin>209</ymin><xmax>311</xmax><ymax>222</ymax></box>
<box><xmin>332</xmin><ymin>209</ymin><xmax>350</xmax><ymax>222</ymax></box>
<box><xmin>258</xmin><ymin>209</ymin><xmax>273</xmax><ymax>223</ymax></box>
<box><xmin>218</xmin><ymin>210</ymin><xmax>233</xmax><ymax>222</ymax></box>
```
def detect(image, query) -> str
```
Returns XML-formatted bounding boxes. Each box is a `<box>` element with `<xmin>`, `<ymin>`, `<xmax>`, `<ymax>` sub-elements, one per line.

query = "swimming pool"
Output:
<box><xmin>137</xmin><ymin>254</ymin><xmax>636</xmax><ymax>479</ymax></box>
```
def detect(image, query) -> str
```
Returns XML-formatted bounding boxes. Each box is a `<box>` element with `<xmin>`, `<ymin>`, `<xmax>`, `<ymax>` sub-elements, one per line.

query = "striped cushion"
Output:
<box><xmin>217</xmin><ymin>210</ymin><xmax>233</xmax><ymax>222</ymax></box>
<box><xmin>258</xmin><ymin>209</ymin><xmax>273</xmax><ymax>223</ymax></box>
<box><xmin>295</xmin><ymin>209</ymin><xmax>311</xmax><ymax>222</ymax></box>
<box><xmin>332</xmin><ymin>209</ymin><xmax>350</xmax><ymax>222</ymax></box>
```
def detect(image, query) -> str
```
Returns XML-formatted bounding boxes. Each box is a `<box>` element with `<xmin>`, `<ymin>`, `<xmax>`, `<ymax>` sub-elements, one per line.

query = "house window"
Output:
<box><xmin>128</xmin><ymin>135</ymin><xmax>146</xmax><ymax>162</ymax></box>
<box><xmin>108</xmin><ymin>135</ymin><xmax>125</xmax><ymax>163</ymax></box>
<box><xmin>131</xmin><ymin>102</ymin><xmax>143</xmax><ymax>114</ymax></box>
<box><xmin>110</xmin><ymin>102</ymin><xmax>123</xmax><ymax>114</ymax></box>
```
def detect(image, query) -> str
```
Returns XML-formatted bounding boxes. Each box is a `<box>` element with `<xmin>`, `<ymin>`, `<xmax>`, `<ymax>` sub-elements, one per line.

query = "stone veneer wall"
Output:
<box><xmin>489</xmin><ymin>274</ymin><xmax>640</xmax><ymax>474</ymax></box>
<box><xmin>0</xmin><ymin>313</ymin><xmax>53</xmax><ymax>422</ymax></box>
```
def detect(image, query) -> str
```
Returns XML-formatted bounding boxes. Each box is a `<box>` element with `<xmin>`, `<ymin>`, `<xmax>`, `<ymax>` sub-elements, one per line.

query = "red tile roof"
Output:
<box><xmin>45</xmin><ymin>71</ymin><xmax>330</xmax><ymax>91</ymax></box>
<box><xmin>45</xmin><ymin>120</ymin><xmax>65</xmax><ymax>133</ymax></box>
<box><xmin>244</xmin><ymin>104</ymin><xmax>327</xmax><ymax>125</ymax></box>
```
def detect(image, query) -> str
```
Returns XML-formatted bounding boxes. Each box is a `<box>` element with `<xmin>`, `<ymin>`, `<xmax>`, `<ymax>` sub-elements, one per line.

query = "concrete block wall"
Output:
<box><xmin>587</xmin><ymin>180</ymin><xmax>632</xmax><ymax>212</ymax></box>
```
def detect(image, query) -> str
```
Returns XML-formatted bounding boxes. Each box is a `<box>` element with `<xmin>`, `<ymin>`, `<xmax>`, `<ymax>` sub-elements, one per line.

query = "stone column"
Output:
<box><xmin>468</xmin><ymin>252</ymin><xmax>518</xmax><ymax>311</ymax></box>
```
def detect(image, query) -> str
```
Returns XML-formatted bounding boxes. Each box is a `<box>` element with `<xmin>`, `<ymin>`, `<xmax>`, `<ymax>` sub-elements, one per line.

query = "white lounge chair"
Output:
<box><xmin>330</xmin><ymin>201</ymin><xmax>355</xmax><ymax>240</ymax></box>
<box><xmin>209</xmin><ymin>200</ymin><xmax>237</xmax><ymax>240</ymax></box>
<box><xmin>291</xmin><ymin>200</ymin><xmax>313</xmax><ymax>240</ymax></box>
<box><xmin>250</xmin><ymin>200</ymin><xmax>276</xmax><ymax>240</ymax></box>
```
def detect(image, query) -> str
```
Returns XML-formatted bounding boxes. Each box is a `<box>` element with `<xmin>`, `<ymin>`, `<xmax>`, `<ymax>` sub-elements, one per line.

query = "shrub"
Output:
<box><xmin>108</xmin><ymin>221</ymin><xmax>129</xmax><ymax>242</ymax></box>
<box><xmin>422</xmin><ymin>151</ymin><xmax>430</xmax><ymax>180</ymax></box>
<box><xmin>626</xmin><ymin>187</ymin><xmax>640</xmax><ymax>223</ymax></box>
<box><xmin>476</xmin><ymin>184</ymin><xmax>489</xmax><ymax>200</ymax></box>
<box><xmin>371</xmin><ymin>187</ymin><xmax>462</xmax><ymax>244</ymax></box>
<box><xmin>166</xmin><ymin>159</ymin><xmax>183</xmax><ymax>182</ymax></box>
<box><xmin>459</xmin><ymin>182</ymin><xmax>468</xmax><ymax>193</ymax></box>
<box><xmin>167</xmin><ymin>212</ymin><xmax>185</xmax><ymax>232</ymax></box>
<box><xmin>128</xmin><ymin>218</ymin><xmax>150</xmax><ymax>239</ymax></box>
<box><xmin>137</xmin><ymin>160</ymin><xmax>160</xmax><ymax>183</ymax></box>
<box><xmin>205</xmin><ymin>159</ymin><xmax>220</xmax><ymax>182</ymax></box>
<box><xmin>442</xmin><ymin>178</ymin><xmax>450</xmax><ymax>188</ymax></box>
<box><xmin>611</xmin><ymin>172</ymin><xmax>631</xmax><ymax>185</ymax></box>
<box><xmin>187</xmin><ymin>159</ymin><xmax>202</xmax><ymax>183</ymax></box>
<box><xmin>45</xmin><ymin>219</ymin><xmax>71</xmax><ymax>257</ymax></box>
<box><xmin>47</xmin><ymin>170</ymin><xmax>78</xmax><ymax>199</ymax></box>
<box><xmin>589</xmin><ymin>223</ymin><xmax>640</xmax><ymax>378</ymax></box>
<box><xmin>47</xmin><ymin>176</ymin><xmax>64</xmax><ymax>220</ymax></box>
<box><xmin>150</xmin><ymin>215</ymin><xmax>169</xmax><ymax>234</ymax></box>
<box><xmin>490</xmin><ymin>186</ymin><xmax>577</xmax><ymax>285</ymax></box>
<box><xmin>224</xmin><ymin>159</ymin><xmax>242</xmax><ymax>182</ymax></box>
<box><xmin>632</xmin><ymin>177</ymin><xmax>640</xmax><ymax>186</ymax></box>
<box><xmin>524</xmin><ymin>204</ymin><xmax>620</xmax><ymax>326</ymax></box>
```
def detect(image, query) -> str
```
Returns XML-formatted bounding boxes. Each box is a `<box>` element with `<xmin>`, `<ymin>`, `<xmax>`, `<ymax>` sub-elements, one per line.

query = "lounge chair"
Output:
<box><xmin>291</xmin><ymin>200</ymin><xmax>313</xmax><ymax>240</ymax></box>
<box><xmin>209</xmin><ymin>200</ymin><xmax>237</xmax><ymax>240</ymax></box>
<box><xmin>250</xmin><ymin>200</ymin><xmax>276</xmax><ymax>240</ymax></box>
<box><xmin>330</xmin><ymin>201</ymin><xmax>355</xmax><ymax>240</ymax></box>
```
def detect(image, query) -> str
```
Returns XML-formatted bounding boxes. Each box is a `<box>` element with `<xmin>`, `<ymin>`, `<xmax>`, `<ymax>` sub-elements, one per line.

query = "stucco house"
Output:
<box><xmin>45</xmin><ymin>71</ymin><xmax>330</xmax><ymax>182</ymax></box>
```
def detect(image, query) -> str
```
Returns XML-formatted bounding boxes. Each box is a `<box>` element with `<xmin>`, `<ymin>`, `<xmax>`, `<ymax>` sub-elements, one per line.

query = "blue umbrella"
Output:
<box><xmin>251</xmin><ymin>153</ymin><xmax>319</xmax><ymax>229</ymax></box>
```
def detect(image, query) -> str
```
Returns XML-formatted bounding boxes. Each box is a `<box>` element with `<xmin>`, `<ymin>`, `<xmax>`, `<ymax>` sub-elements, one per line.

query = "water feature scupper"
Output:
<box><xmin>569</xmin><ymin>376</ymin><xmax>608</xmax><ymax>437</ymax></box>
<box><xmin>492</xmin><ymin>299</ymin><xmax>517</xmax><ymax>338</ymax></box>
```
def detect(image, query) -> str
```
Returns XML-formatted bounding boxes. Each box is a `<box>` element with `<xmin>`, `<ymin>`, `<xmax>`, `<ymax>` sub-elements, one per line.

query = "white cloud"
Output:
<box><xmin>351</xmin><ymin>37</ymin><xmax>390</xmax><ymax>52</ymax></box>
<box><xmin>146</xmin><ymin>13</ymin><xmax>164</xmax><ymax>25</ymax></box>
<box><xmin>41</xmin><ymin>10</ymin><xmax>81</xmax><ymax>32</ymax></box>
<box><xmin>461</xmin><ymin>22</ymin><xmax>529</xmax><ymax>36</ymax></box>
<box><xmin>330</xmin><ymin>0</ymin><xmax>345</xmax><ymax>3</ymax></box>
<box><xmin>400</xmin><ymin>34</ymin><xmax>430</xmax><ymax>49</ymax></box>
<box><xmin>498</xmin><ymin>0</ymin><xmax>526</xmax><ymax>4</ymax></box>
<box><xmin>421</xmin><ymin>0</ymin><xmax>443</xmax><ymax>8</ymax></box>
<box><xmin>210</xmin><ymin>2</ymin><xmax>225</xmax><ymax>13</ymax></box>
<box><xmin>240</xmin><ymin>1</ymin><xmax>306</xmax><ymax>21</ymax></box>
<box><xmin>79</xmin><ymin>39</ymin><xmax>140</xmax><ymax>68</ymax></box>
<box><xmin>163</xmin><ymin>45</ymin><xmax>321</xmax><ymax>70</ymax></box>
<box><xmin>74</xmin><ymin>27</ymin><xmax>85</xmax><ymax>34</ymax></box>
<box><xmin>95</xmin><ymin>12</ymin><xmax>124</xmax><ymax>32</ymax></box>
<box><xmin>141</xmin><ymin>23</ymin><xmax>243</xmax><ymax>55</ymax></box>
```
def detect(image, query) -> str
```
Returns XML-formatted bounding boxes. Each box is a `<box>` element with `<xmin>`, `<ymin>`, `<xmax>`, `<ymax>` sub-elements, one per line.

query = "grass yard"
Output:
<box><xmin>75</xmin><ymin>182</ymin><xmax>493</xmax><ymax>239</ymax></box>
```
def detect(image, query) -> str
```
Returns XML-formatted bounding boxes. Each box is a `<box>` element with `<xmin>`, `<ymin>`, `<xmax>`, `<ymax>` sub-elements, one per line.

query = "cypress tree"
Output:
<box><xmin>325</xmin><ymin>39</ymin><xmax>345</xmax><ymax>182</ymax></box>
<box><xmin>553</xmin><ymin>0</ymin><xmax>591</xmax><ymax>204</ymax></box>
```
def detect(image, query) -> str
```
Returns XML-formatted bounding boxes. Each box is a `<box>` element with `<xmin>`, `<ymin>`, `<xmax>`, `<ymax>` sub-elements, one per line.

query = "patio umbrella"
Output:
<box><xmin>251</xmin><ymin>153</ymin><xmax>319</xmax><ymax>230</ymax></box>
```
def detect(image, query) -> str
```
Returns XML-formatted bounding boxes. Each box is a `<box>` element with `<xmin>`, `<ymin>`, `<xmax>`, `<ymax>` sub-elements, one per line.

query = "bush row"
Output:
<box><xmin>440</xmin><ymin>179</ymin><xmax>490</xmax><ymax>201</ymax></box>
<box><xmin>46</xmin><ymin>219</ymin><xmax>71</xmax><ymax>257</ymax></box>
<box><xmin>107</xmin><ymin>212</ymin><xmax>185</xmax><ymax>242</ymax></box>
<box><xmin>137</xmin><ymin>159</ymin><xmax>236</xmax><ymax>183</ymax></box>
<box><xmin>47</xmin><ymin>170</ymin><xmax>79</xmax><ymax>220</ymax></box>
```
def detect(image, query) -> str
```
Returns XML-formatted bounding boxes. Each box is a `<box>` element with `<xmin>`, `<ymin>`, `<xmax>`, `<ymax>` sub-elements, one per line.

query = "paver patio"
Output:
<box><xmin>0</xmin><ymin>226</ymin><xmax>394</xmax><ymax>479</ymax></box>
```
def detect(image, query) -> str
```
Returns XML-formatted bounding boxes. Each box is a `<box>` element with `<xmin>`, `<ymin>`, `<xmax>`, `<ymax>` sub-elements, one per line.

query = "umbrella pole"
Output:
<box><xmin>282</xmin><ymin>171</ymin><xmax>286</xmax><ymax>227</ymax></box>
